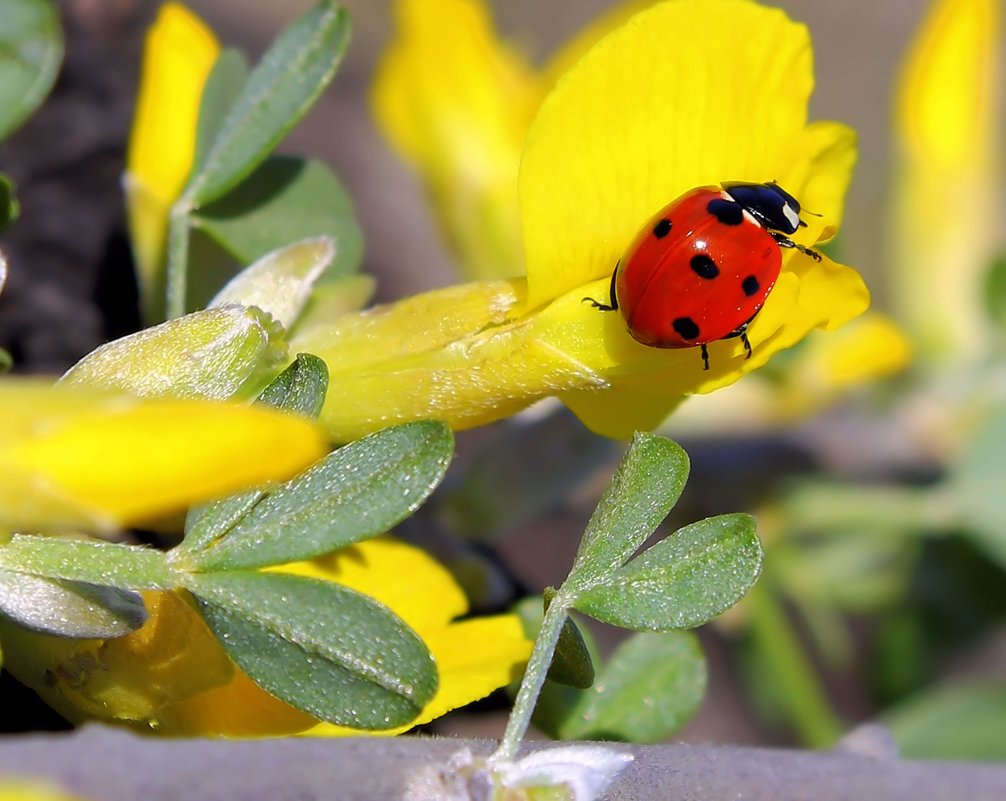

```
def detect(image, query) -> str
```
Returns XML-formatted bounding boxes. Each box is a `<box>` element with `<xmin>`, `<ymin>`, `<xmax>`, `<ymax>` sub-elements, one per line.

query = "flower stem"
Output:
<box><xmin>747</xmin><ymin>582</ymin><xmax>843</xmax><ymax>747</ymax></box>
<box><xmin>165</xmin><ymin>198</ymin><xmax>193</xmax><ymax>320</ymax></box>
<box><xmin>493</xmin><ymin>592</ymin><xmax>569</xmax><ymax>762</ymax></box>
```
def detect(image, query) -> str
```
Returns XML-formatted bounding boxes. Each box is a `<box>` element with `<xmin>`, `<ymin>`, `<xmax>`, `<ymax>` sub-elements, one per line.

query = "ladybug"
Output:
<box><xmin>585</xmin><ymin>181</ymin><xmax>821</xmax><ymax>370</ymax></box>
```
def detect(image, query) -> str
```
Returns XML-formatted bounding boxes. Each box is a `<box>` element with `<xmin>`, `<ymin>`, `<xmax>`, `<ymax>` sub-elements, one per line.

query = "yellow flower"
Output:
<box><xmin>295</xmin><ymin>0</ymin><xmax>868</xmax><ymax>440</ymax></box>
<box><xmin>373</xmin><ymin>0</ymin><xmax>649</xmax><ymax>282</ymax></box>
<box><xmin>0</xmin><ymin>538</ymin><xmax>531</xmax><ymax>736</ymax></box>
<box><xmin>889</xmin><ymin>0</ymin><xmax>1002</xmax><ymax>362</ymax></box>
<box><xmin>0</xmin><ymin>380</ymin><xmax>326</xmax><ymax>532</ymax></box>
<box><xmin>124</xmin><ymin>3</ymin><xmax>219</xmax><ymax>321</ymax></box>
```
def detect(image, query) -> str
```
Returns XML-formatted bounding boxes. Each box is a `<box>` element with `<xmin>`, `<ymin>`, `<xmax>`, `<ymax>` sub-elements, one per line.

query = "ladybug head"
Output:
<box><xmin>722</xmin><ymin>181</ymin><xmax>803</xmax><ymax>235</ymax></box>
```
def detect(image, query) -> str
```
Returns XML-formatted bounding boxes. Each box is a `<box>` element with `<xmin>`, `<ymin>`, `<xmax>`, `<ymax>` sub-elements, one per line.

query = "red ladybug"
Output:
<box><xmin>585</xmin><ymin>181</ymin><xmax>821</xmax><ymax>370</ymax></box>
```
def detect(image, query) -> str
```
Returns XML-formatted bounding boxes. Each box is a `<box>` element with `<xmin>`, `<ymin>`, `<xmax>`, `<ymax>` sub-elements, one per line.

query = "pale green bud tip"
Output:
<box><xmin>60</xmin><ymin>305</ymin><xmax>287</xmax><ymax>401</ymax></box>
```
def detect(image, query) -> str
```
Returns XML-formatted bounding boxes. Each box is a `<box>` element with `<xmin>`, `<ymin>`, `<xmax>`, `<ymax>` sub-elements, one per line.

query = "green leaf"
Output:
<box><xmin>193</xmin><ymin>156</ymin><xmax>363</xmax><ymax>277</ymax></box>
<box><xmin>186</xmin><ymin>2</ymin><xmax>350</xmax><ymax>206</ymax></box>
<box><xmin>193</xmin><ymin>48</ymin><xmax>250</xmax><ymax>173</ymax></box>
<box><xmin>187</xmin><ymin>570</ymin><xmax>437</xmax><ymax>728</ymax></box>
<box><xmin>179</xmin><ymin>354</ymin><xmax>329</xmax><ymax>555</ymax></box>
<box><xmin>179</xmin><ymin>422</ymin><xmax>453</xmax><ymax>571</ymax></box>
<box><xmin>543</xmin><ymin>589</ymin><xmax>594</xmax><ymax>689</ymax></box>
<box><xmin>208</xmin><ymin>237</ymin><xmax>335</xmax><ymax>330</ymax></box>
<box><xmin>0</xmin><ymin>569</ymin><xmax>146</xmax><ymax>638</ymax></box>
<box><xmin>255</xmin><ymin>352</ymin><xmax>329</xmax><ymax>418</ymax></box>
<box><xmin>885</xmin><ymin>682</ymin><xmax>1006</xmax><ymax>761</ymax></box>
<box><xmin>573</xmin><ymin>514</ymin><xmax>762</xmax><ymax>631</ymax></box>
<box><xmin>951</xmin><ymin>405</ymin><xmax>1006</xmax><ymax>569</ymax></box>
<box><xmin>983</xmin><ymin>253</ymin><xmax>1006</xmax><ymax>333</ymax></box>
<box><xmin>0</xmin><ymin>174</ymin><xmax>19</xmax><ymax>232</ymax></box>
<box><xmin>0</xmin><ymin>348</ymin><xmax>11</xmax><ymax>373</ymax></box>
<box><xmin>0</xmin><ymin>0</ymin><xmax>62</xmax><ymax>141</ymax></box>
<box><xmin>566</xmin><ymin>433</ymin><xmax>689</xmax><ymax>592</ymax></box>
<box><xmin>559</xmin><ymin>631</ymin><xmax>706</xmax><ymax>742</ymax></box>
<box><xmin>515</xmin><ymin>593</ymin><xmax>595</xmax><ymax>690</ymax></box>
<box><xmin>0</xmin><ymin>534</ymin><xmax>174</xmax><ymax>589</ymax></box>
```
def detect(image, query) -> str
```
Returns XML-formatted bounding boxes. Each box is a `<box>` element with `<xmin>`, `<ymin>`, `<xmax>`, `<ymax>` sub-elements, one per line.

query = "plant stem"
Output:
<box><xmin>493</xmin><ymin>593</ymin><xmax>570</xmax><ymax>762</ymax></box>
<box><xmin>165</xmin><ymin>198</ymin><xmax>193</xmax><ymax>320</ymax></box>
<box><xmin>747</xmin><ymin>583</ymin><xmax>843</xmax><ymax>747</ymax></box>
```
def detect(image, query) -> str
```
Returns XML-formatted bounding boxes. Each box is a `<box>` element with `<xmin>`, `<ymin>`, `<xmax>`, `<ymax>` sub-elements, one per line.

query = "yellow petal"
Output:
<box><xmin>788</xmin><ymin>313</ymin><xmax>913</xmax><ymax>401</ymax></box>
<box><xmin>372</xmin><ymin>0</ymin><xmax>538</xmax><ymax>280</ymax></box>
<box><xmin>125</xmin><ymin>3</ymin><xmax>219</xmax><ymax>315</ymax></box>
<box><xmin>896</xmin><ymin>0</ymin><xmax>999</xmax><ymax>168</ymax></box>
<box><xmin>0</xmin><ymin>381</ymin><xmax>327</xmax><ymax>531</ymax></box>
<box><xmin>520</xmin><ymin>0</ymin><xmax>818</xmax><ymax>307</ymax></box>
<box><xmin>890</xmin><ymin>0</ymin><xmax>1001</xmax><ymax>361</ymax></box>
<box><xmin>271</xmin><ymin>537</ymin><xmax>468</xmax><ymax>634</ymax></box>
<box><xmin>539</xmin><ymin>0</ymin><xmax>654</xmax><ymax>90</ymax></box>
<box><xmin>305</xmin><ymin>614</ymin><xmax>530</xmax><ymax>736</ymax></box>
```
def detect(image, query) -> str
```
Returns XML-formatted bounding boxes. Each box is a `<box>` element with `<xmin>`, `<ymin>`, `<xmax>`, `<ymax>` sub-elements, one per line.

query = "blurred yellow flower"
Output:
<box><xmin>296</xmin><ymin>0</ymin><xmax>869</xmax><ymax>440</ymax></box>
<box><xmin>665</xmin><ymin>313</ymin><xmax>913</xmax><ymax>434</ymax></box>
<box><xmin>0</xmin><ymin>780</ymin><xmax>88</xmax><ymax>801</ymax></box>
<box><xmin>890</xmin><ymin>0</ymin><xmax>1002</xmax><ymax>362</ymax></box>
<box><xmin>125</xmin><ymin>3</ymin><xmax>219</xmax><ymax>321</ymax></box>
<box><xmin>0</xmin><ymin>538</ymin><xmax>531</xmax><ymax>736</ymax></box>
<box><xmin>372</xmin><ymin>0</ymin><xmax>648</xmax><ymax>282</ymax></box>
<box><xmin>0</xmin><ymin>380</ymin><xmax>326</xmax><ymax>532</ymax></box>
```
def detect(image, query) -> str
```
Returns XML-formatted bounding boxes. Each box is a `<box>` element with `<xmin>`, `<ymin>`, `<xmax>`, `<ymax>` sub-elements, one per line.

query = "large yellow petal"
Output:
<box><xmin>0</xmin><ymin>781</ymin><xmax>89</xmax><ymax>801</ymax></box>
<box><xmin>372</xmin><ymin>0</ymin><xmax>539</xmax><ymax>280</ymax></box>
<box><xmin>0</xmin><ymin>382</ymin><xmax>327</xmax><ymax>531</ymax></box>
<box><xmin>125</xmin><ymin>3</ymin><xmax>219</xmax><ymax>316</ymax></box>
<box><xmin>519</xmin><ymin>0</ymin><xmax>816</xmax><ymax>307</ymax></box>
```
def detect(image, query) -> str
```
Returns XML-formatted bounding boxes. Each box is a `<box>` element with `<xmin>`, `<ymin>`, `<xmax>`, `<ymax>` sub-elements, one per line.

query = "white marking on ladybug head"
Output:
<box><xmin>782</xmin><ymin>201</ymin><xmax>800</xmax><ymax>231</ymax></box>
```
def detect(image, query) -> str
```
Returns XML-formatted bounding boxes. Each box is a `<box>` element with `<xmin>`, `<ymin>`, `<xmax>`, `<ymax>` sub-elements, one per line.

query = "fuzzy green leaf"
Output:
<box><xmin>180</xmin><ymin>354</ymin><xmax>329</xmax><ymax>555</ymax></box>
<box><xmin>186</xmin><ymin>2</ymin><xmax>350</xmax><ymax>206</ymax></box>
<box><xmin>0</xmin><ymin>534</ymin><xmax>174</xmax><ymax>589</ymax></box>
<box><xmin>0</xmin><ymin>0</ymin><xmax>62</xmax><ymax>141</ymax></box>
<box><xmin>255</xmin><ymin>352</ymin><xmax>329</xmax><ymax>418</ymax></box>
<box><xmin>188</xmin><ymin>570</ymin><xmax>437</xmax><ymax>728</ymax></box>
<box><xmin>193</xmin><ymin>156</ymin><xmax>362</xmax><ymax>277</ymax></box>
<box><xmin>193</xmin><ymin>48</ymin><xmax>250</xmax><ymax>173</ymax></box>
<box><xmin>573</xmin><ymin>514</ymin><xmax>762</xmax><ymax>631</ymax></box>
<box><xmin>181</xmin><ymin>421</ymin><xmax>453</xmax><ymax>571</ymax></box>
<box><xmin>0</xmin><ymin>570</ymin><xmax>146</xmax><ymax>638</ymax></box>
<box><xmin>566</xmin><ymin>433</ymin><xmax>689</xmax><ymax>592</ymax></box>
<box><xmin>558</xmin><ymin>631</ymin><xmax>706</xmax><ymax>742</ymax></box>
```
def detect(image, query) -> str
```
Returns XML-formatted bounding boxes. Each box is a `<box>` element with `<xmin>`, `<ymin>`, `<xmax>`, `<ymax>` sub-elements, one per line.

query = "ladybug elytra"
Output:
<box><xmin>585</xmin><ymin>181</ymin><xmax>821</xmax><ymax>370</ymax></box>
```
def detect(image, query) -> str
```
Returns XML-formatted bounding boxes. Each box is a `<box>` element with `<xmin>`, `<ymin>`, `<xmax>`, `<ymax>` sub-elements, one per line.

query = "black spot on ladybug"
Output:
<box><xmin>707</xmin><ymin>198</ymin><xmax>744</xmax><ymax>226</ymax></box>
<box><xmin>673</xmin><ymin>317</ymin><xmax>700</xmax><ymax>341</ymax></box>
<box><xmin>742</xmin><ymin>275</ymin><xmax>761</xmax><ymax>297</ymax></box>
<box><xmin>690</xmin><ymin>254</ymin><xmax>719</xmax><ymax>279</ymax></box>
<box><xmin>652</xmin><ymin>218</ymin><xmax>672</xmax><ymax>238</ymax></box>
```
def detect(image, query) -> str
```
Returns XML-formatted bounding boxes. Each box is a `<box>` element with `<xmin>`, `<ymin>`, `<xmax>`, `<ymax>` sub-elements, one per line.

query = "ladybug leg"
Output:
<box><xmin>740</xmin><ymin>329</ymin><xmax>752</xmax><ymax>360</ymax></box>
<box><xmin>700</xmin><ymin>343</ymin><xmax>710</xmax><ymax>371</ymax></box>
<box><xmin>582</xmin><ymin>262</ymin><xmax>619</xmax><ymax>311</ymax></box>
<box><xmin>772</xmin><ymin>233</ymin><xmax>822</xmax><ymax>262</ymax></box>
